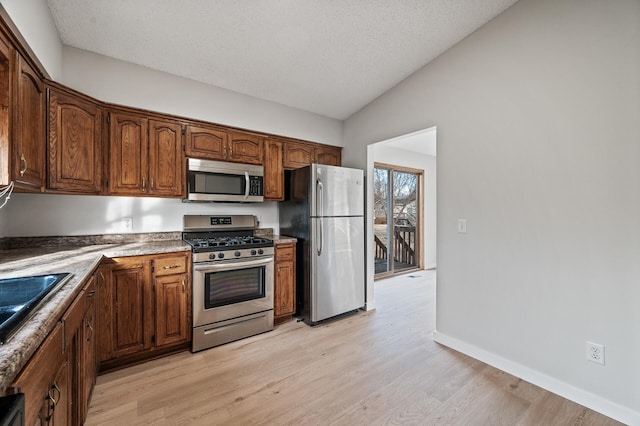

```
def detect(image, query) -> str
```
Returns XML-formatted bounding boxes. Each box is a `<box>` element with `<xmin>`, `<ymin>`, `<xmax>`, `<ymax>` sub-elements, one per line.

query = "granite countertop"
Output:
<box><xmin>0</xmin><ymin>238</ymin><xmax>190</xmax><ymax>395</ymax></box>
<box><xmin>263</xmin><ymin>234</ymin><xmax>297</xmax><ymax>244</ymax></box>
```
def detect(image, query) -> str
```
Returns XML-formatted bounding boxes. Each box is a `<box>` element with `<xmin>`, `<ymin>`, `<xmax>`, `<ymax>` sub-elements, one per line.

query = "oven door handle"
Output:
<box><xmin>194</xmin><ymin>256</ymin><xmax>274</xmax><ymax>272</ymax></box>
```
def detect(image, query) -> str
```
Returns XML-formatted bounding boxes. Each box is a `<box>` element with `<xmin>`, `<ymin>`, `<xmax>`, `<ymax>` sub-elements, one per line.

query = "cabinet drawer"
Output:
<box><xmin>275</xmin><ymin>244</ymin><xmax>295</xmax><ymax>262</ymax></box>
<box><xmin>12</xmin><ymin>322</ymin><xmax>64</xmax><ymax>426</ymax></box>
<box><xmin>153</xmin><ymin>255</ymin><xmax>188</xmax><ymax>276</ymax></box>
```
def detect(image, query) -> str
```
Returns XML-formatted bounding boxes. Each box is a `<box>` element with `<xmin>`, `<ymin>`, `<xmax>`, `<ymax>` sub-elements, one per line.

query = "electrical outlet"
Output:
<box><xmin>586</xmin><ymin>341</ymin><xmax>605</xmax><ymax>365</ymax></box>
<box><xmin>122</xmin><ymin>217</ymin><xmax>133</xmax><ymax>232</ymax></box>
<box><xmin>457</xmin><ymin>219</ymin><xmax>467</xmax><ymax>233</ymax></box>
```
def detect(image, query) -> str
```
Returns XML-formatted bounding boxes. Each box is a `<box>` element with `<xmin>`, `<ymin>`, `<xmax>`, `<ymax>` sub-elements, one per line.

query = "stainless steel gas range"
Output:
<box><xmin>183</xmin><ymin>215</ymin><xmax>275</xmax><ymax>352</ymax></box>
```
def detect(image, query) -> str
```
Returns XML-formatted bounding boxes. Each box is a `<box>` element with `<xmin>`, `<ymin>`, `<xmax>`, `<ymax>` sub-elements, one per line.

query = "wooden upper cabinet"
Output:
<box><xmin>185</xmin><ymin>124</ymin><xmax>263</xmax><ymax>165</ymax></box>
<box><xmin>109</xmin><ymin>111</ymin><xmax>149</xmax><ymax>195</ymax></box>
<box><xmin>315</xmin><ymin>145</ymin><xmax>342</xmax><ymax>166</ymax></box>
<box><xmin>12</xmin><ymin>53</ymin><xmax>46</xmax><ymax>190</ymax></box>
<box><xmin>184</xmin><ymin>124</ymin><xmax>227</xmax><ymax>161</ymax></box>
<box><xmin>0</xmin><ymin>32</ymin><xmax>12</xmax><ymax>187</ymax></box>
<box><xmin>264</xmin><ymin>138</ymin><xmax>284</xmax><ymax>200</ymax></box>
<box><xmin>228</xmin><ymin>131</ymin><xmax>263</xmax><ymax>164</ymax></box>
<box><xmin>283</xmin><ymin>141</ymin><xmax>315</xmax><ymax>169</ymax></box>
<box><xmin>148</xmin><ymin>119</ymin><xmax>183</xmax><ymax>197</ymax></box>
<box><xmin>48</xmin><ymin>87</ymin><xmax>103</xmax><ymax>193</ymax></box>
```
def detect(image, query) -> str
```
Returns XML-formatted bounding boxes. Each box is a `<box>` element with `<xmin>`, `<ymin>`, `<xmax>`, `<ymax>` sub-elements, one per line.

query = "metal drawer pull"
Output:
<box><xmin>86</xmin><ymin>290</ymin><xmax>96</xmax><ymax>297</ymax></box>
<box><xmin>162</xmin><ymin>264</ymin><xmax>180</xmax><ymax>269</ymax></box>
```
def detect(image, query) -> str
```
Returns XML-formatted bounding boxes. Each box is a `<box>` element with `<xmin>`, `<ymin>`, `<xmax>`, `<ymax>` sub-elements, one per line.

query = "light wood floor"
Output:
<box><xmin>86</xmin><ymin>271</ymin><xmax>622</xmax><ymax>425</ymax></box>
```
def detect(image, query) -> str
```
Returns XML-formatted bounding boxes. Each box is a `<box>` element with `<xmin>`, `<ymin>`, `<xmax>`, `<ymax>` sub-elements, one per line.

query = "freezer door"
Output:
<box><xmin>311</xmin><ymin>216</ymin><xmax>365</xmax><ymax>322</ymax></box>
<box><xmin>311</xmin><ymin>164</ymin><xmax>364</xmax><ymax>217</ymax></box>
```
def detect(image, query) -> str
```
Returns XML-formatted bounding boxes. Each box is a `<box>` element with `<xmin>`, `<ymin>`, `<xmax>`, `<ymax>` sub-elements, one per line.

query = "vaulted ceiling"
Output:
<box><xmin>47</xmin><ymin>0</ymin><xmax>519</xmax><ymax>120</ymax></box>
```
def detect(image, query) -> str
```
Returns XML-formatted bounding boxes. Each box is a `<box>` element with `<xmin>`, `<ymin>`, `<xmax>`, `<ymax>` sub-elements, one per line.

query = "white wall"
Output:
<box><xmin>0</xmin><ymin>0</ymin><xmax>62</xmax><ymax>79</ymax></box>
<box><xmin>61</xmin><ymin>47</ymin><xmax>342</xmax><ymax>146</ymax></box>
<box><xmin>0</xmin><ymin>203</ymin><xmax>7</xmax><ymax>237</ymax></box>
<box><xmin>4</xmin><ymin>194</ymin><xmax>279</xmax><ymax>236</ymax></box>
<box><xmin>344</xmin><ymin>0</ymin><xmax>640</xmax><ymax>423</ymax></box>
<box><xmin>1</xmin><ymin>6</ymin><xmax>344</xmax><ymax>238</ymax></box>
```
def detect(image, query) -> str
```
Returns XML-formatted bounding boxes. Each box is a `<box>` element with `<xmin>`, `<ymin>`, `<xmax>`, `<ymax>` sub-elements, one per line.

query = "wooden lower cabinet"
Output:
<box><xmin>274</xmin><ymin>241</ymin><xmax>296</xmax><ymax>324</ymax></box>
<box><xmin>98</xmin><ymin>252</ymin><xmax>191</xmax><ymax>370</ymax></box>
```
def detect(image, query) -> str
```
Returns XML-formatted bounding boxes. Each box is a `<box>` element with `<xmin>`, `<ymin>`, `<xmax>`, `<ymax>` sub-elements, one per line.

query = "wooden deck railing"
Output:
<box><xmin>374</xmin><ymin>226</ymin><xmax>415</xmax><ymax>266</ymax></box>
<box><xmin>375</xmin><ymin>235</ymin><xmax>387</xmax><ymax>260</ymax></box>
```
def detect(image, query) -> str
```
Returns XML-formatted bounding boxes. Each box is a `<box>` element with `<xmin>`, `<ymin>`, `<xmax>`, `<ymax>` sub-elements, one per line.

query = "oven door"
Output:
<box><xmin>193</xmin><ymin>256</ymin><xmax>274</xmax><ymax>327</ymax></box>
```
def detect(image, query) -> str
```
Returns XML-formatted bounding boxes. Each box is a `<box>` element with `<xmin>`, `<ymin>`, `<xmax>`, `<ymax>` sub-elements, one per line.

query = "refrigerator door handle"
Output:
<box><xmin>317</xmin><ymin>179</ymin><xmax>323</xmax><ymax>255</ymax></box>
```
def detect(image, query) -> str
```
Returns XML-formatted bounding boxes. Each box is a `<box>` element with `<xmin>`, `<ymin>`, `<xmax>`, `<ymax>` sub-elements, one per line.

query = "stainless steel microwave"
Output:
<box><xmin>186</xmin><ymin>158</ymin><xmax>264</xmax><ymax>202</ymax></box>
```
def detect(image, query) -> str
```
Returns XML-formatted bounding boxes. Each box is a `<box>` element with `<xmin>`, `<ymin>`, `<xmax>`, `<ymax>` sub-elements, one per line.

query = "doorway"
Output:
<box><xmin>373</xmin><ymin>163</ymin><xmax>422</xmax><ymax>278</ymax></box>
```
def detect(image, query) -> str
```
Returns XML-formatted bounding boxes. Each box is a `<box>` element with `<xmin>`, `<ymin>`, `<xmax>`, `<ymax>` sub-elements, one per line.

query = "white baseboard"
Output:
<box><xmin>425</xmin><ymin>263</ymin><xmax>437</xmax><ymax>270</ymax></box>
<box><xmin>433</xmin><ymin>331</ymin><xmax>639</xmax><ymax>426</ymax></box>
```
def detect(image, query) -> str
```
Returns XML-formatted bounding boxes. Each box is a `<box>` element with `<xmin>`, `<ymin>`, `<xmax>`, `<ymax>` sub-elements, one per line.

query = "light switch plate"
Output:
<box><xmin>457</xmin><ymin>219</ymin><xmax>467</xmax><ymax>233</ymax></box>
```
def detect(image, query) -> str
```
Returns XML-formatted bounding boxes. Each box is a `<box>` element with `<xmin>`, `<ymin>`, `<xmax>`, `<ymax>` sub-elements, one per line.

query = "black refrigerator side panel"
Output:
<box><xmin>279</xmin><ymin>166</ymin><xmax>312</xmax><ymax>317</ymax></box>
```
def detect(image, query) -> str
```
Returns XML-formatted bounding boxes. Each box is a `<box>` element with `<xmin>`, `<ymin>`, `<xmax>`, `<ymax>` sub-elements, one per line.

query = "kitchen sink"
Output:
<box><xmin>0</xmin><ymin>273</ymin><xmax>72</xmax><ymax>344</ymax></box>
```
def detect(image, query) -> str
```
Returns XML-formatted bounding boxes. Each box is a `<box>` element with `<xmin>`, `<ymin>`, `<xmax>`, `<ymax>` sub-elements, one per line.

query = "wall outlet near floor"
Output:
<box><xmin>586</xmin><ymin>341</ymin><xmax>605</xmax><ymax>365</ymax></box>
<box><xmin>122</xmin><ymin>217</ymin><xmax>133</xmax><ymax>232</ymax></box>
<box><xmin>457</xmin><ymin>219</ymin><xmax>467</xmax><ymax>233</ymax></box>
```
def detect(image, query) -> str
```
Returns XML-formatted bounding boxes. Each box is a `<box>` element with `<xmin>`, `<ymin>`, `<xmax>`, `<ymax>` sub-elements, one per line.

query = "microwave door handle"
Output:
<box><xmin>245</xmin><ymin>171</ymin><xmax>250</xmax><ymax>199</ymax></box>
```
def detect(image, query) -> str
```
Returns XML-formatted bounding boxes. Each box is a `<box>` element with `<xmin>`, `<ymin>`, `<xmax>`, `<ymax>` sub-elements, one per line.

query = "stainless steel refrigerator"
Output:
<box><xmin>279</xmin><ymin>164</ymin><xmax>365</xmax><ymax>325</ymax></box>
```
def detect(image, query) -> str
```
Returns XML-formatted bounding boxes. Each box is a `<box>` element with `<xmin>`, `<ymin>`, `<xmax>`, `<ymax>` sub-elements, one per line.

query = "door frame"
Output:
<box><xmin>373</xmin><ymin>162</ymin><xmax>424</xmax><ymax>279</ymax></box>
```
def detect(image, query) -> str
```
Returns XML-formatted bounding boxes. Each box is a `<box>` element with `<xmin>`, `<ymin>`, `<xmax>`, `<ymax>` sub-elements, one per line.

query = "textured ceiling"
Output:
<box><xmin>47</xmin><ymin>0</ymin><xmax>518</xmax><ymax>120</ymax></box>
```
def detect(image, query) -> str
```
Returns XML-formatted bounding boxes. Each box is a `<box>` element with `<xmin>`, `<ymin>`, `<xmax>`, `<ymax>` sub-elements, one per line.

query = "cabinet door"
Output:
<box><xmin>283</xmin><ymin>141</ymin><xmax>314</xmax><ymax>169</ymax></box>
<box><xmin>315</xmin><ymin>145</ymin><xmax>342</xmax><ymax>166</ymax></box>
<box><xmin>263</xmin><ymin>139</ymin><xmax>284</xmax><ymax>200</ymax></box>
<box><xmin>275</xmin><ymin>261</ymin><xmax>295</xmax><ymax>318</ymax></box>
<box><xmin>48</xmin><ymin>88</ymin><xmax>102</xmax><ymax>193</ymax></box>
<box><xmin>154</xmin><ymin>273</ymin><xmax>189</xmax><ymax>347</ymax></box>
<box><xmin>0</xmin><ymin>33</ymin><xmax>12</xmax><ymax>187</ymax></box>
<box><xmin>100</xmin><ymin>260</ymin><xmax>153</xmax><ymax>361</ymax></box>
<box><xmin>13</xmin><ymin>53</ymin><xmax>45</xmax><ymax>190</ymax></box>
<box><xmin>228</xmin><ymin>132</ymin><xmax>263</xmax><ymax>165</ymax></box>
<box><xmin>148</xmin><ymin>119</ymin><xmax>183</xmax><ymax>197</ymax></box>
<box><xmin>274</xmin><ymin>243</ymin><xmax>296</xmax><ymax>321</ymax></box>
<box><xmin>50</xmin><ymin>354</ymin><xmax>71</xmax><ymax>426</ymax></box>
<box><xmin>184</xmin><ymin>124</ymin><xmax>227</xmax><ymax>160</ymax></box>
<box><xmin>12</xmin><ymin>322</ymin><xmax>64</xmax><ymax>426</ymax></box>
<box><xmin>109</xmin><ymin>111</ymin><xmax>148</xmax><ymax>195</ymax></box>
<box><xmin>81</xmin><ymin>276</ymin><xmax>97</xmax><ymax>424</ymax></box>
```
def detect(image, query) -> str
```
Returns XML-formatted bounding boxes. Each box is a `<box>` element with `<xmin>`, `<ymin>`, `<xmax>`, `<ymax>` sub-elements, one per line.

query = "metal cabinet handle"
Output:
<box><xmin>182</xmin><ymin>279</ymin><xmax>185</xmax><ymax>293</ymax></box>
<box><xmin>223</xmin><ymin>146</ymin><xmax>228</xmax><ymax>158</ymax></box>
<box><xmin>142</xmin><ymin>176</ymin><xmax>146</xmax><ymax>191</ymax></box>
<box><xmin>19</xmin><ymin>153</ymin><xmax>27</xmax><ymax>176</ymax></box>
<box><xmin>48</xmin><ymin>382</ymin><xmax>61</xmax><ymax>406</ymax></box>
<box><xmin>150</xmin><ymin>178</ymin><xmax>154</xmax><ymax>190</ymax></box>
<box><xmin>162</xmin><ymin>264</ymin><xmax>180</xmax><ymax>269</ymax></box>
<box><xmin>86</xmin><ymin>320</ymin><xmax>94</xmax><ymax>342</ymax></box>
<box><xmin>229</xmin><ymin>146</ymin><xmax>233</xmax><ymax>156</ymax></box>
<box><xmin>86</xmin><ymin>290</ymin><xmax>96</xmax><ymax>297</ymax></box>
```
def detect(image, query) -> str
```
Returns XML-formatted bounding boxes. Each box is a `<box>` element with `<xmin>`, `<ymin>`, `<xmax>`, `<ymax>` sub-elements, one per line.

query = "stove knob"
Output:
<box><xmin>258</xmin><ymin>249</ymin><xmax>264</xmax><ymax>255</ymax></box>
<box><xmin>218</xmin><ymin>253</ymin><xmax>225</xmax><ymax>259</ymax></box>
<box><xmin>235</xmin><ymin>251</ymin><xmax>241</xmax><ymax>257</ymax></box>
<box><xmin>251</xmin><ymin>249</ymin><xmax>257</xmax><ymax>256</ymax></box>
<box><xmin>209</xmin><ymin>253</ymin><xmax>216</xmax><ymax>260</ymax></box>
